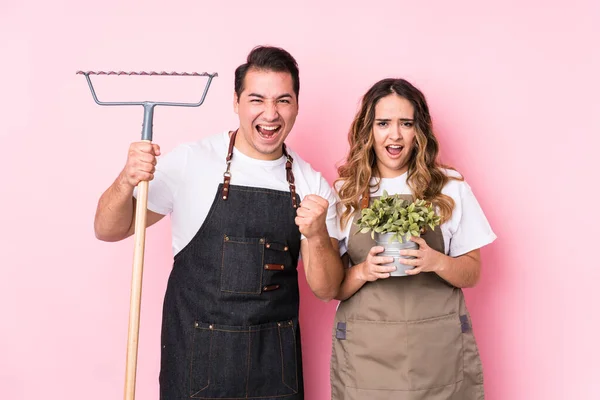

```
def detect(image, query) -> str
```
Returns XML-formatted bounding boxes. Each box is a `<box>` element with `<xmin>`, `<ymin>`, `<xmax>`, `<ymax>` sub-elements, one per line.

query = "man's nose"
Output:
<box><xmin>262</xmin><ymin>101</ymin><xmax>279</xmax><ymax>121</ymax></box>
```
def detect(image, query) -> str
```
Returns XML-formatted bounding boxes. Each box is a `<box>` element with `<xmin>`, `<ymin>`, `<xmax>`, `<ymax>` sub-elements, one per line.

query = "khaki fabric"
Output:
<box><xmin>331</xmin><ymin>195</ymin><xmax>484</xmax><ymax>400</ymax></box>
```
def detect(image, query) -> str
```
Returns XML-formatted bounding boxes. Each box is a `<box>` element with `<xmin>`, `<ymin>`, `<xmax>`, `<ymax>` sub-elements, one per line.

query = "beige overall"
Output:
<box><xmin>331</xmin><ymin>195</ymin><xmax>484</xmax><ymax>400</ymax></box>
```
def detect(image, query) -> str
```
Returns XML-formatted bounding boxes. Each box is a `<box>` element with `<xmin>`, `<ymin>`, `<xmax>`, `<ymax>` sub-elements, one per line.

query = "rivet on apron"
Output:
<box><xmin>194</xmin><ymin>322</ymin><xmax>198</xmax><ymax>328</ymax></box>
<box><xmin>224</xmin><ymin>235</ymin><xmax>229</xmax><ymax>241</ymax></box>
<box><xmin>284</xmin><ymin>246</ymin><xmax>288</xmax><ymax>251</ymax></box>
<box><xmin>277</xmin><ymin>322</ymin><xmax>281</xmax><ymax>327</ymax></box>
<box><xmin>266</xmin><ymin>243</ymin><xmax>271</xmax><ymax>248</ymax></box>
<box><xmin>259</xmin><ymin>238</ymin><xmax>265</xmax><ymax>244</ymax></box>
<box><xmin>288</xmin><ymin>321</ymin><xmax>293</xmax><ymax>326</ymax></box>
<box><xmin>209</xmin><ymin>324</ymin><xmax>214</xmax><ymax>330</ymax></box>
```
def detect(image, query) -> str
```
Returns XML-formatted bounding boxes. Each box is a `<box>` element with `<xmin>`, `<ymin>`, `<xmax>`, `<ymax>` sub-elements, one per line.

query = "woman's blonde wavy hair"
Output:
<box><xmin>335</xmin><ymin>78</ymin><xmax>462</xmax><ymax>230</ymax></box>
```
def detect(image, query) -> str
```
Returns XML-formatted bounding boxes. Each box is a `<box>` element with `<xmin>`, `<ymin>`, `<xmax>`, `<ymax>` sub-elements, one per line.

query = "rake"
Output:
<box><xmin>77</xmin><ymin>70</ymin><xmax>218</xmax><ymax>400</ymax></box>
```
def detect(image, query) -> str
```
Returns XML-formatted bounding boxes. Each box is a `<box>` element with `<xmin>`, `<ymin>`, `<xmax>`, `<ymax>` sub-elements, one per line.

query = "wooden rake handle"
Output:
<box><xmin>124</xmin><ymin>176</ymin><xmax>150</xmax><ymax>400</ymax></box>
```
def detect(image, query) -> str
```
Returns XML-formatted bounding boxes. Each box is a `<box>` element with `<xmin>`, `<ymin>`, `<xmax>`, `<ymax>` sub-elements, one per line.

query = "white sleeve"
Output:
<box><xmin>448</xmin><ymin>181</ymin><xmax>497</xmax><ymax>257</ymax></box>
<box><xmin>133</xmin><ymin>143</ymin><xmax>190</xmax><ymax>215</ymax></box>
<box><xmin>314</xmin><ymin>174</ymin><xmax>344</xmax><ymax>242</ymax></box>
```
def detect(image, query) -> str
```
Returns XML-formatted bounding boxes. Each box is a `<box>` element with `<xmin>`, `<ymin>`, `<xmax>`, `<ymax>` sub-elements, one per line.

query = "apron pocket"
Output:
<box><xmin>406</xmin><ymin>312</ymin><xmax>464</xmax><ymax>390</ymax></box>
<box><xmin>190</xmin><ymin>320</ymin><xmax>298</xmax><ymax>399</ymax></box>
<box><xmin>220</xmin><ymin>235</ymin><xmax>264</xmax><ymax>294</ymax></box>
<box><xmin>344</xmin><ymin>319</ymin><xmax>410</xmax><ymax>390</ymax></box>
<box><xmin>189</xmin><ymin>322</ymin><xmax>214</xmax><ymax>397</ymax></box>
<box><xmin>247</xmin><ymin>320</ymin><xmax>299</xmax><ymax>397</ymax></box>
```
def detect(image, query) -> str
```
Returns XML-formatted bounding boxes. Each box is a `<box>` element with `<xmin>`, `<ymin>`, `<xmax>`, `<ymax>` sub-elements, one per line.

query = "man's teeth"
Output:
<box><xmin>259</xmin><ymin>125</ymin><xmax>278</xmax><ymax>131</ymax></box>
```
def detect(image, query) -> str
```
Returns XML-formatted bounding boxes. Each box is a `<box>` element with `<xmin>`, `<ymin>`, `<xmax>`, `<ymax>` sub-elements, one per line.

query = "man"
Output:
<box><xmin>94</xmin><ymin>46</ymin><xmax>344</xmax><ymax>399</ymax></box>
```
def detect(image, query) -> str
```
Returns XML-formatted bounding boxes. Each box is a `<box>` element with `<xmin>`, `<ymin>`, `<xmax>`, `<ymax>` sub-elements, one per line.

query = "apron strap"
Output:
<box><xmin>221</xmin><ymin>130</ymin><xmax>236</xmax><ymax>200</ymax></box>
<box><xmin>222</xmin><ymin>130</ymin><xmax>297</xmax><ymax>208</ymax></box>
<box><xmin>360</xmin><ymin>187</ymin><xmax>370</xmax><ymax>210</ymax></box>
<box><xmin>282</xmin><ymin>143</ymin><xmax>298</xmax><ymax>209</ymax></box>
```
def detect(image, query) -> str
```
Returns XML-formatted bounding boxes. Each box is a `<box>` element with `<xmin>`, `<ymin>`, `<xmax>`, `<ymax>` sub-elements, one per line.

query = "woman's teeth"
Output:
<box><xmin>386</xmin><ymin>145</ymin><xmax>403</xmax><ymax>155</ymax></box>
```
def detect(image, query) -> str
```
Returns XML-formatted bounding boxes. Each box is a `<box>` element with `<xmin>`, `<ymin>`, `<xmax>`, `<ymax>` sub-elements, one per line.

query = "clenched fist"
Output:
<box><xmin>119</xmin><ymin>141</ymin><xmax>161</xmax><ymax>188</ymax></box>
<box><xmin>294</xmin><ymin>194</ymin><xmax>329</xmax><ymax>239</ymax></box>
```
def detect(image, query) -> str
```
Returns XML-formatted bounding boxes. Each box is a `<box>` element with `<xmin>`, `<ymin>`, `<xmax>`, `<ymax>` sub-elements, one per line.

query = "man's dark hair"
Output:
<box><xmin>234</xmin><ymin>46</ymin><xmax>300</xmax><ymax>100</ymax></box>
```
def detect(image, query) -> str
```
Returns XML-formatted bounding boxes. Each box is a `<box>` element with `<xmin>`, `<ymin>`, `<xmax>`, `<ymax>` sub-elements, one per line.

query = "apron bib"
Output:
<box><xmin>331</xmin><ymin>194</ymin><xmax>484</xmax><ymax>400</ymax></box>
<box><xmin>159</xmin><ymin>131</ymin><xmax>304</xmax><ymax>399</ymax></box>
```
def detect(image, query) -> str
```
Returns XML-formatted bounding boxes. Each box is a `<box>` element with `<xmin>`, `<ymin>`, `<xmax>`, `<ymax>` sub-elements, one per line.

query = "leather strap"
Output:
<box><xmin>222</xmin><ymin>130</ymin><xmax>297</xmax><ymax>208</ymax></box>
<box><xmin>360</xmin><ymin>188</ymin><xmax>370</xmax><ymax>210</ymax></box>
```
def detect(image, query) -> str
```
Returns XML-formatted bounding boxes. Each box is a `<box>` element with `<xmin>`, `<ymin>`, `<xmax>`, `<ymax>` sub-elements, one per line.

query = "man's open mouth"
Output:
<box><xmin>256</xmin><ymin>124</ymin><xmax>281</xmax><ymax>139</ymax></box>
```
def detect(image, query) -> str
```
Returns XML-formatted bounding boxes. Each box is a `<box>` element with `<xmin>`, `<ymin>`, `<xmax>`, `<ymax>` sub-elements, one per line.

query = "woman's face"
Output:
<box><xmin>372</xmin><ymin>94</ymin><xmax>416</xmax><ymax>178</ymax></box>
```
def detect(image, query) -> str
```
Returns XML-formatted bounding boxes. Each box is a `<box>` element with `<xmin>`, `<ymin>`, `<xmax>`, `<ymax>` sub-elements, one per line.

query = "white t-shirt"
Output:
<box><xmin>136</xmin><ymin>131</ymin><xmax>341</xmax><ymax>255</ymax></box>
<box><xmin>338</xmin><ymin>170</ymin><xmax>497</xmax><ymax>257</ymax></box>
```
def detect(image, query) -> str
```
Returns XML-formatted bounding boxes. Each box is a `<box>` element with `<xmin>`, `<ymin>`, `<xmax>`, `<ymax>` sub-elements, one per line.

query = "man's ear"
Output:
<box><xmin>233</xmin><ymin>92</ymin><xmax>239</xmax><ymax>115</ymax></box>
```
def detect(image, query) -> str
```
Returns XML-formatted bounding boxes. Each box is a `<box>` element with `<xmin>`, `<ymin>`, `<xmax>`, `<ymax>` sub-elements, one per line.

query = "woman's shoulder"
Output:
<box><xmin>439</xmin><ymin>168</ymin><xmax>470</xmax><ymax>197</ymax></box>
<box><xmin>440</xmin><ymin>167</ymin><xmax>464</xmax><ymax>180</ymax></box>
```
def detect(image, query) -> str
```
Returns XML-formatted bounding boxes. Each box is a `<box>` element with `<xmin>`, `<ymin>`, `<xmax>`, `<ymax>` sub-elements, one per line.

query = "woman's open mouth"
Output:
<box><xmin>386</xmin><ymin>144</ymin><xmax>403</xmax><ymax>157</ymax></box>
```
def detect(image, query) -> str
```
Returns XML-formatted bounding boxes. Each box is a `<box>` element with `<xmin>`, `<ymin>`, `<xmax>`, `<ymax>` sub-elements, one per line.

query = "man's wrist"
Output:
<box><xmin>304</xmin><ymin>230</ymin><xmax>330</xmax><ymax>245</ymax></box>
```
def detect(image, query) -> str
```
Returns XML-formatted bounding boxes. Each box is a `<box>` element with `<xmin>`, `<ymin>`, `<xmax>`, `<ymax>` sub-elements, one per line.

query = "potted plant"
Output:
<box><xmin>355</xmin><ymin>191</ymin><xmax>441</xmax><ymax>276</ymax></box>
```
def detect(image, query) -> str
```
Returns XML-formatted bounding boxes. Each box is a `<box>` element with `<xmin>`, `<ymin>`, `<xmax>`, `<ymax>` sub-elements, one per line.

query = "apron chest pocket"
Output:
<box><xmin>220</xmin><ymin>235</ymin><xmax>264</xmax><ymax>294</ymax></box>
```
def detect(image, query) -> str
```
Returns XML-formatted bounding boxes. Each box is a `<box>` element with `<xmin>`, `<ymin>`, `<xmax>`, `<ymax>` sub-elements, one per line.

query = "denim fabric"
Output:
<box><xmin>159</xmin><ymin>184</ymin><xmax>303</xmax><ymax>399</ymax></box>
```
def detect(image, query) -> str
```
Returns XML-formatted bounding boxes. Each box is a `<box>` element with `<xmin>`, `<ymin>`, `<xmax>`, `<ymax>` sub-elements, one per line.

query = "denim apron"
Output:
<box><xmin>159</xmin><ymin>131</ymin><xmax>304</xmax><ymax>399</ymax></box>
<box><xmin>331</xmin><ymin>194</ymin><xmax>484</xmax><ymax>400</ymax></box>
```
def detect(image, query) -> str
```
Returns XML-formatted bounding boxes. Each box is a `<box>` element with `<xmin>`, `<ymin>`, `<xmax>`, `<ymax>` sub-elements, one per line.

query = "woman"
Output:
<box><xmin>331</xmin><ymin>78</ymin><xmax>496</xmax><ymax>400</ymax></box>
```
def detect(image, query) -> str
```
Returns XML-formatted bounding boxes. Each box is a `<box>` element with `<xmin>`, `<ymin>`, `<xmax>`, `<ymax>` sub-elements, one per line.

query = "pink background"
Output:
<box><xmin>1</xmin><ymin>1</ymin><xmax>599</xmax><ymax>399</ymax></box>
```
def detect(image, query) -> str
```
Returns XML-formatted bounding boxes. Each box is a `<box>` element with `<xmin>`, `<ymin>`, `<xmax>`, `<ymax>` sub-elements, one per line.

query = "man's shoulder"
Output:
<box><xmin>285</xmin><ymin>147</ymin><xmax>336</xmax><ymax>198</ymax></box>
<box><xmin>176</xmin><ymin>131</ymin><xmax>227</xmax><ymax>159</ymax></box>
<box><xmin>286</xmin><ymin>147</ymin><xmax>321</xmax><ymax>176</ymax></box>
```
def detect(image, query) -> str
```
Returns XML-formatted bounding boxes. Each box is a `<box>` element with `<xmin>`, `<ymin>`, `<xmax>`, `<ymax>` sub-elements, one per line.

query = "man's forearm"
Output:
<box><xmin>94</xmin><ymin>174</ymin><xmax>135</xmax><ymax>242</ymax></box>
<box><xmin>304</xmin><ymin>236</ymin><xmax>344</xmax><ymax>301</ymax></box>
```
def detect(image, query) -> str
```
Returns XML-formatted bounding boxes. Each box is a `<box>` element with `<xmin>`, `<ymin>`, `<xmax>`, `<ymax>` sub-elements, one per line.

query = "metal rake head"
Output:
<box><xmin>76</xmin><ymin>70</ymin><xmax>218</xmax><ymax>107</ymax></box>
<box><xmin>76</xmin><ymin>70</ymin><xmax>218</xmax><ymax>77</ymax></box>
<box><xmin>77</xmin><ymin>70</ymin><xmax>218</xmax><ymax>141</ymax></box>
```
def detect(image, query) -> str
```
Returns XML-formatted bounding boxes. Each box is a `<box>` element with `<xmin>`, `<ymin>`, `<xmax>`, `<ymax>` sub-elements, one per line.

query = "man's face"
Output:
<box><xmin>234</xmin><ymin>68</ymin><xmax>298</xmax><ymax>160</ymax></box>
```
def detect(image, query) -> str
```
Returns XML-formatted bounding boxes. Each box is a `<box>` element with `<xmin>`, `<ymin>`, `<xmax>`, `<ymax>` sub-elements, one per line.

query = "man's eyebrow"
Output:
<box><xmin>247</xmin><ymin>93</ymin><xmax>293</xmax><ymax>99</ymax></box>
<box><xmin>374</xmin><ymin>118</ymin><xmax>415</xmax><ymax>121</ymax></box>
